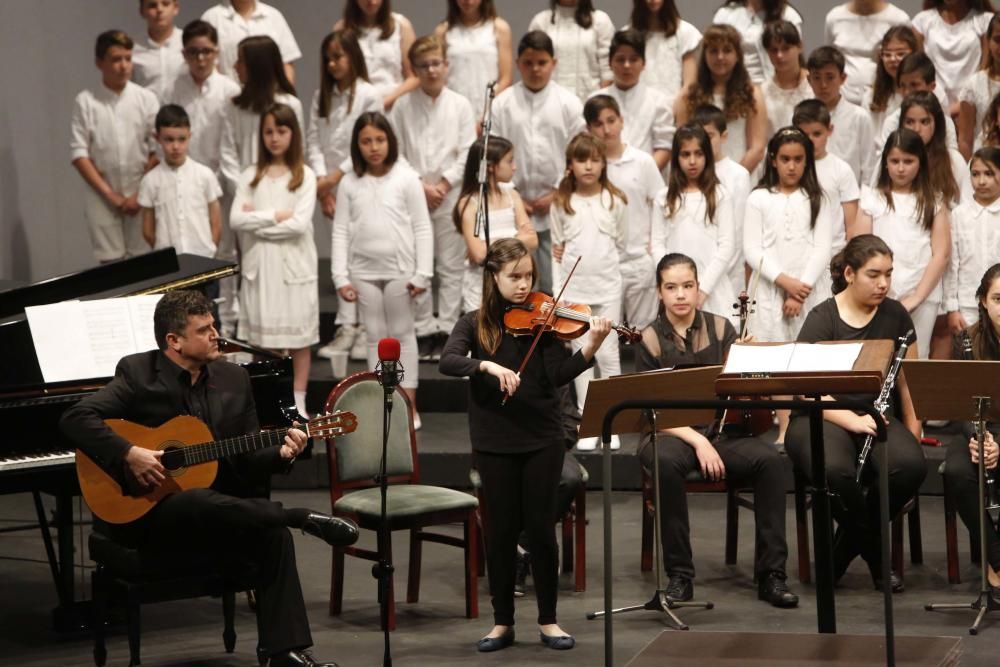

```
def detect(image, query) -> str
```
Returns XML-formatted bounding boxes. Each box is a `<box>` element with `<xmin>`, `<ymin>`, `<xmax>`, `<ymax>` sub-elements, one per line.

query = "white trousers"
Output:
<box><xmin>353</xmin><ymin>277</ymin><xmax>419</xmax><ymax>388</ymax></box>
<box><xmin>620</xmin><ymin>255</ymin><xmax>659</xmax><ymax>330</ymax></box>
<box><xmin>570</xmin><ymin>300</ymin><xmax>622</xmax><ymax>414</ymax></box>
<box><xmin>910</xmin><ymin>299</ymin><xmax>940</xmax><ymax>359</ymax></box>
<box><xmin>84</xmin><ymin>188</ymin><xmax>149</xmax><ymax>261</ymax></box>
<box><xmin>414</xmin><ymin>199</ymin><xmax>464</xmax><ymax>336</ymax></box>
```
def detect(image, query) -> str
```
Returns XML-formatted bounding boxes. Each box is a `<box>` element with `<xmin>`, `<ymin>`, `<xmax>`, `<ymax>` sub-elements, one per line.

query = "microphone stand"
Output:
<box><xmin>474</xmin><ymin>81</ymin><xmax>497</xmax><ymax>250</ymax></box>
<box><xmin>373</xmin><ymin>360</ymin><xmax>402</xmax><ymax>666</ymax></box>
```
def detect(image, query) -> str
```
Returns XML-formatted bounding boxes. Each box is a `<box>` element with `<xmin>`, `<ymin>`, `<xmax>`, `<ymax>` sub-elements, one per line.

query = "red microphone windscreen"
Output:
<box><xmin>377</xmin><ymin>337</ymin><xmax>401</xmax><ymax>362</ymax></box>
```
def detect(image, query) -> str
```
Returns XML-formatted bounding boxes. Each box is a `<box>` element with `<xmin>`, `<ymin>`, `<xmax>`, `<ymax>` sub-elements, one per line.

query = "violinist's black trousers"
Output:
<box><xmin>637</xmin><ymin>434</ymin><xmax>789</xmax><ymax>579</ymax></box>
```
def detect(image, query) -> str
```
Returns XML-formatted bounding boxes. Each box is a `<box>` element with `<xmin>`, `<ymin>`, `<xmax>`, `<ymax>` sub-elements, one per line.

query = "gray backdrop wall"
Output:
<box><xmin>0</xmin><ymin>0</ymin><xmax>927</xmax><ymax>283</ymax></box>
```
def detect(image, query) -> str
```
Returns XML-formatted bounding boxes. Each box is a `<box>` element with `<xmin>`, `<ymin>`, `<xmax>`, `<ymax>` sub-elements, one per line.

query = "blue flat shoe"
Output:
<box><xmin>539</xmin><ymin>632</ymin><xmax>575</xmax><ymax>650</ymax></box>
<box><xmin>477</xmin><ymin>629</ymin><xmax>514</xmax><ymax>652</ymax></box>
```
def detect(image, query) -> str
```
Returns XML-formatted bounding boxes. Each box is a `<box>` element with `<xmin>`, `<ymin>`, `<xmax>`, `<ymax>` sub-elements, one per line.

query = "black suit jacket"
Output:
<box><xmin>60</xmin><ymin>350</ymin><xmax>284</xmax><ymax>500</ymax></box>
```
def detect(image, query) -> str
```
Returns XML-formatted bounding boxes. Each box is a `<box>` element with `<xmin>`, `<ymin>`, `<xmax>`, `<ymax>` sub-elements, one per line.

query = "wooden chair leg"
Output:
<box><xmin>126</xmin><ymin>586</ymin><xmax>141</xmax><ymax>667</ymax></box>
<box><xmin>561</xmin><ymin>510</ymin><xmax>574</xmax><ymax>575</ymax></box>
<box><xmin>464</xmin><ymin>512</ymin><xmax>479</xmax><ymax>619</ymax></box>
<box><xmin>725</xmin><ymin>487</ymin><xmax>739</xmax><ymax>565</ymax></box>
<box><xmin>406</xmin><ymin>528</ymin><xmax>422</xmax><ymax>604</ymax></box>
<box><xmin>574</xmin><ymin>489</ymin><xmax>586</xmax><ymax>592</ymax></box>
<box><xmin>329</xmin><ymin>547</ymin><xmax>345</xmax><ymax>616</ymax></box>
<box><xmin>908</xmin><ymin>495</ymin><xmax>923</xmax><ymax>564</ymax></box>
<box><xmin>794</xmin><ymin>479</ymin><xmax>811</xmax><ymax>584</ymax></box>
<box><xmin>944</xmin><ymin>485</ymin><xmax>961</xmax><ymax>585</ymax></box>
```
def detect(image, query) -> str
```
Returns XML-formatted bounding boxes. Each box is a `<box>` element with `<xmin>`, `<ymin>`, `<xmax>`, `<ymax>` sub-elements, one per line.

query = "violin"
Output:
<box><xmin>503</xmin><ymin>292</ymin><xmax>641</xmax><ymax>344</ymax></box>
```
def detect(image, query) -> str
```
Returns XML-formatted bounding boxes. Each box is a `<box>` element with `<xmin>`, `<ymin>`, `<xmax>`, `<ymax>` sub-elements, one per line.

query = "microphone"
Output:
<box><xmin>375</xmin><ymin>338</ymin><xmax>404</xmax><ymax>398</ymax></box>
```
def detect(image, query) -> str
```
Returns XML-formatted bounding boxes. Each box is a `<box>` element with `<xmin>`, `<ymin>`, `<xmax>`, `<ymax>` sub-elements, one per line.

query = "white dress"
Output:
<box><xmin>958</xmin><ymin>70</ymin><xmax>1000</xmax><ymax>150</ymax></box>
<box><xmin>462</xmin><ymin>187</ymin><xmax>518</xmax><ymax>312</ymax></box>
<box><xmin>445</xmin><ymin>19</ymin><xmax>499</xmax><ymax>109</ymax></box>
<box><xmin>624</xmin><ymin>21</ymin><xmax>702</xmax><ymax>102</ymax></box>
<box><xmin>743</xmin><ymin>188</ymin><xmax>835</xmax><ymax>342</ymax></box>
<box><xmin>824</xmin><ymin>2</ymin><xmax>911</xmax><ymax>105</ymax></box>
<box><xmin>714</xmin><ymin>92</ymin><xmax>747</xmax><ymax>165</ymax></box>
<box><xmin>911</xmin><ymin>8</ymin><xmax>995</xmax><ymax>107</ymax></box>
<box><xmin>358</xmin><ymin>12</ymin><xmax>404</xmax><ymax>100</ymax></box>
<box><xmin>763</xmin><ymin>76</ymin><xmax>814</xmax><ymax>137</ymax></box>
<box><xmin>230</xmin><ymin>166</ymin><xmax>319</xmax><ymax>348</ymax></box>
<box><xmin>651</xmin><ymin>188</ymin><xmax>737</xmax><ymax>321</ymax></box>
<box><xmin>711</xmin><ymin>4</ymin><xmax>803</xmax><ymax>85</ymax></box>
<box><xmin>528</xmin><ymin>6</ymin><xmax>615</xmax><ymax>101</ymax></box>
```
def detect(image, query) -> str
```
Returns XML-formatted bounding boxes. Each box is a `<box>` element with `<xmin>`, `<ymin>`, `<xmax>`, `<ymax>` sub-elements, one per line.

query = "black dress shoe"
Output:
<box><xmin>477</xmin><ymin>628</ymin><xmax>514</xmax><ymax>652</ymax></box>
<box><xmin>539</xmin><ymin>631</ymin><xmax>575</xmax><ymax>650</ymax></box>
<box><xmin>872</xmin><ymin>570</ymin><xmax>905</xmax><ymax>593</ymax></box>
<box><xmin>665</xmin><ymin>574</ymin><xmax>693</xmax><ymax>602</ymax></box>
<box><xmin>301</xmin><ymin>513</ymin><xmax>359</xmax><ymax>547</ymax></box>
<box><xmin>269</xmin><ymin>649</ymin><xmax>338</xmax><ymax>666</ymax></box>
<box><xmin>758</xmin><ymin>571</ymin><xmax>799</xmax><ymax>608</ymax></box>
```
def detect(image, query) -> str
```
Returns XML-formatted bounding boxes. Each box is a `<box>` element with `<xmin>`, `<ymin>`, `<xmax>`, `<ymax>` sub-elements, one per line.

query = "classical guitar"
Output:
<box><xmin>76</xmin><ymin>411</ymin><xmax>358</xmax><ymax>524</ymax></box>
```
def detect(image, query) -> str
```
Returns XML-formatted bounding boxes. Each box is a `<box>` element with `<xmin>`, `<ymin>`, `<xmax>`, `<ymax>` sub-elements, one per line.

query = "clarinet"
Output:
<box><xmin>855</xmin><ymin>329</ymin><xmax>915</xmax><ymax>483</ymax></box>
<box><xmin>961</xmin><ymin>330</ymin><xmax>1000</xmax><ymax>509</ymax></box>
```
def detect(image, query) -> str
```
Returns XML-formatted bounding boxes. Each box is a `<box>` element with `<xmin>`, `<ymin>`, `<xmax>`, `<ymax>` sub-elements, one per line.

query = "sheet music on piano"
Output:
<box><xmin>25</xmin><ymin>295</ymin><xmax>162</xmax><ymax>382</ymax></box>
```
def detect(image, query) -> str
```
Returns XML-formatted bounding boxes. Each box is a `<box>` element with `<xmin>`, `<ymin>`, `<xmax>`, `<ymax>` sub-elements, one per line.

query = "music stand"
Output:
<box><xmin>581</xmin><ymin>366</ymin><xmax>722</xmax><ymax>631</ymax></box>
<box><xmin>907</xmin><ymin>360</ymin><xmax>1000</xmax><ymax>634</ymax></box>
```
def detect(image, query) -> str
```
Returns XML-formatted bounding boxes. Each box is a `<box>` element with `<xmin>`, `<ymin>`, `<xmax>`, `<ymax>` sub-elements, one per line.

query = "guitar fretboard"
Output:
<box><xmin>181</xmin><ymin>427</ymin><xmax>292</xmax><ymax>465</ymax></box>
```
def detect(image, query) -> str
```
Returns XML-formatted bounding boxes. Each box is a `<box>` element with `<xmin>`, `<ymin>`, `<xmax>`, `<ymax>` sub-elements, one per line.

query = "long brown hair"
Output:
<box><xmin>548</xmin><ymin>0</ymin><xmax>596</xmax><ymax>29</ymax></box>
<box><xmin>970</xmin><ymin>262</ymin><xmax>1000</xmax><ymax>360</ymax></box>
<box><xmin>870</xmin><ymin>26</ymin><xmax>921</xmax><ymax>114</ymax></box>
<box><xmin>478</xmin><ymin>238</ymin><xmax>536</xmax><ymax>355</ymax></box>
<box><xmin>875</xmin><ymin>128</ymin><xmax>937</xmax><ymax>230</ymax></box>
<box><xmin>755</xmin><ymin>127</ymin><xmax>823</xmax><ymax>227</ymax></box>
<box><xmin>630</xmin><ymin>0</ymin><xmax>680</xmax><ymax>37</ymax></box>
<box><xmin>900</xmin><ymin>92</ymin><xmax>959</xmax><ymax>206</ymax></box>
<box><xmin>554</xmin><ymin>133</ymin><xmax>627</xmax><ymax>215</ymax></box>
<box><xmin>343</xmin><ymin>0</ymin><xmax>395</xmax><ymax>39</ymax></box>
<box><xmin>922</xmin><ymin>0</ymin><xmax>995</xmax><ymax>11</ymax></box>
<box><xmin>232</xmin><ymin>35</ymin><xmax>297</xmax><ymax>113</ymax></box>
<box><xmin>982</xmin><ymin>92</ymin><xmax>1000</xmax><ymax>146</ymax></box>
<box><xmin>251</xmin><ymin>103</ymin><xmax>305</xmax><ymax>191</ymax></box>
<box><xmin>318</xmin><ymin>30</ymin><xmax>369</xmax><ymax>118</ymax></box>
<box><xmin>665</xmin><ymin>124</ymin><xmax>720</xmax><ymax>223</ymax></box>
<box><xmin>687</xmin><ymin>24</ymin><xmax>755</xmax><ymax>121</ymax></box>
<box><xmin>446</xmin><ymin>0</ymin><xmax>497</xmax><ymax>27</ymax></box>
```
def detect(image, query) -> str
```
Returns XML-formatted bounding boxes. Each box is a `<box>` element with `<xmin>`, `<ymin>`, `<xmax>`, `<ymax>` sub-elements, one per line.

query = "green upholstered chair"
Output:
<box><xmin>324</xmin><ymin>372</ymin><xmax>479</xmax><ymax>630</ymax></box>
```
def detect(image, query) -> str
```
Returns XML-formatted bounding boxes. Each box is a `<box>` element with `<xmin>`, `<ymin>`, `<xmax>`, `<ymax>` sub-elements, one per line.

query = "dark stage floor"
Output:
<box><xmin>1</xmin><ymin>489</ymin><xmax>997</xmax><ymax>666</ymax></box>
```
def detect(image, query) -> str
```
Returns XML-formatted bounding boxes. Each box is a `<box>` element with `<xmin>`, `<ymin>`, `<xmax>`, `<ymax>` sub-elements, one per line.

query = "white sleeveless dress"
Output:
<box><xmin>358</xmin><ymin>12</ymin><xmax>404</xmax><ymax>100</ymax></box>
<box><xmin>462</xmin><ymin>187</ymin><xmax>518</xmax><ymax>311</ymax></box>
<box><xmin>445</xmin><ymin>20</ymin><xmax>498</xmax><ymax>110</ymax></box>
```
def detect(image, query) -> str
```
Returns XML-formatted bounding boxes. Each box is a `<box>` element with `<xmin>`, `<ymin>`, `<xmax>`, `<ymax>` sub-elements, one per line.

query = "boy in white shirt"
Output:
<box><xmin>693</xmin><ymin>105</ymin><xmax>751</xmax><ymax>297</ymax></box>
<box><xmin>201</xmin><ymin>0</ymin><xmax>301</xmax><ymax>84</ymax></box>
<box><xmin>875</xmin><ymin>53</ymin><xmax>959</xmax><ymax>162</ymax></box>
<box><xmin>589</xmin><ymin>29</ymin><xmax>674</xmax><ymax>170</ymax></box>
<box><xmin>793</xmin><ymin>100</ymin><xmax>860</xmax><ymax>255</ymax></box>
<box><xmin>389</xmin><ymin>36</ymin><xmax>475</xmax><ymax>360</ymax></box>
<box><xmin>139</xmin><ymin>105</ymin><xmax>222</xmax><ymax>260</ymax></box>
<box><xmin>493</xmin><ymin>30</ymin><xmax>585</xmax><ymax>294</ymax></box>
<box><xmin>807</xmin><ymin>46</ymin><xmax>874</xmax><ymax>185</ymax></box>
<box><xmin>584</xmin><ymin>94</ymin><xmax>664</xmax><ymax>329</ymax></box>
<box><xmin>71</xmin><ymin>30</ymin><xmax>159</xmax><ymax>262</ymax></box>
<box><xmin>132</xmin><ymin>0</ymin><xmax>185</xmax><ymax>101</ymax></box>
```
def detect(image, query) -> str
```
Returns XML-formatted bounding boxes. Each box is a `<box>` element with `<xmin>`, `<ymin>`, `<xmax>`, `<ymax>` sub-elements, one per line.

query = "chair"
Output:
<box><xmin>470</xmin><ymin>460</ymin><xmax>588</xmax><ymax>592</ymax></box>
<box><xmin>88</xmin><ymin>525</ymin><xmax>262</xmax><ymax>667</ymax></box>
<box><xmin>940</xmin><ymin>460</ymin><xmax>995</xmax><ymax>584</ymax></box>
<box><xmin>793</xmin><ymin>472</ymin><xmax>922</xmax><ymax>584</ymax></box>
<box><xmin>324</xmin><ymin>372</ymin><xmax>479</xmax><ymax>630</ymax></box>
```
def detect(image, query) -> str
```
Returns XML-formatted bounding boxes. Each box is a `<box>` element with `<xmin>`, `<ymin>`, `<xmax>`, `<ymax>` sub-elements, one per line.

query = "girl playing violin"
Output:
<box><xmin>439</xmin><ymin>237</ymin><xmax>612</xmax><ymax>653</ymax></box>
<box><xmin>635</xmin><ymin>252</ymin><xmax>798</xmax><ymax>609</ymax></box>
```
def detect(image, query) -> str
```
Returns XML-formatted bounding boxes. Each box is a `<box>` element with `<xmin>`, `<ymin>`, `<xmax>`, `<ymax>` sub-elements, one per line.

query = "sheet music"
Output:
<box><xmin>787</xmin><ymin>342</ymin><xmax>862</xmax><ymax>372</ymax></box>
<box><xmin>724</xmin><ymin>343</ymin><xmax>862</xmax><ymax>374</ymax></box>
<box><xmin>26</xmin><ymin>295</ymin><xmax>163</xmax><ymax>382</ymax></box>
<box><xmin>724</xmin><ymin>344</ymin><xmax>796</xmax><ymax>373</ymax></box>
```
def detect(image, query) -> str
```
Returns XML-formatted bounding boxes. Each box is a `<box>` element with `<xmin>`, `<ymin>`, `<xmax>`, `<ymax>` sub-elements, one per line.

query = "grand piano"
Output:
<box><xmin>0</xmin><ymin>249</ymin><xmax>299</xmax><ymax>630</ymax></box>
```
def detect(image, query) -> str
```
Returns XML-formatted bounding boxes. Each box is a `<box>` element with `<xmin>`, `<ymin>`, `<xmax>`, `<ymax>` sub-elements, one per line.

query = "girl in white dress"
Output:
<box><xmin>674</xmin><ymin>24</ymin><xmax>767</xmax><ymax>175</ymax></box>
<box><xmin>899</xmin><ymin>91</ymin><xmax>972</xmax><ymax>208</ymax></box>
<box><xmin>331</xmin><ymin>112</ymin><xmax>432</xmax><ymax>423</ymax></box>
<box><xmin>220</xmin><ymin>35</ymin><xmax>304</xmax><ymax>194</ymax></box>
<box><xmin>824</xmin><ymin>1</ymin><xmax>910</xmax><ymax>105</ymax></box>
<box><xmin>626</xmin><ymin>0</ymin><xmax>702</xmax><ymax>102</ymax></box>
<box><xmin>434</xmin><ymin>0</ymin><xmax>514</xmax><ymax>113</ymax></box>
<box><xmin>230</xmin><ymin>103</ymin><xmax>318</xmax><ymax>417</ymax></box>
<box><xmin>958</xmin><ymin>14</ymin><xmax>1000</xmax><ymax>158</ymax></box>
<box><xmin>549</xmin><ymin>133</ymin><xmax>627</xmax><ymax>449</ymax></box>
<box><xmin>855</xmin><ymin>128</ymin><xmax>951</xmax><ymax>358</ymax></box>
<box><xmin>861</xmin><ymin>25</ymin><xmax>920</xmax><ymax>140</ymax></box>
<box><xmin>945</xmin><ymin>147</ymin><xmax>1000</xmax><ymax>333</ymax></box>
<box><xmin>761</xmin><ymin>20</ymin><xmax>812</xmax><ymax>140</ymax></box>
<box><xmin>712</xmin><ymin>0</ymin><xmax>802</xmax><ymax>85</ymax></box>
<box><xmin>651</xmin><ymin>125</ymin><xmax>737</xmax><ymax>323</ymax></box>
<box><xmin>911</xmin><ymin>0</ymin><xmax>995</xmax><ymax>110</ymax></box>
<box><xmin>528</xmin><ymin>0</ymin><xmax>615</xmax><ymax>101</ymax></box>
<box><xmin>336</xmin><ymin>0</ymin><xmax>417</xmax><ymax>110</ymax></box>
<box><xmin>453</xmin><ymin>136</ymin><xmax>536</xmax><ymax>312</ymax></box>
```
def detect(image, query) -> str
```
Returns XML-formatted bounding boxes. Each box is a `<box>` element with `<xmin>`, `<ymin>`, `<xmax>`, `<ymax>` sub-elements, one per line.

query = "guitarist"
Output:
<box><xmin>60</xmin><ymin>290</ymin><xmax>355</xmax><ymax>667</ymax></box>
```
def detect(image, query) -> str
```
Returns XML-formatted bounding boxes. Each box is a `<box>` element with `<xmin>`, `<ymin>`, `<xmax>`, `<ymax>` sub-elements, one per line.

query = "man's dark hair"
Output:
<box><xmin>153</xmin><ymin>290</ymin><xmax>214</xmax><ymax>350</ymax></box>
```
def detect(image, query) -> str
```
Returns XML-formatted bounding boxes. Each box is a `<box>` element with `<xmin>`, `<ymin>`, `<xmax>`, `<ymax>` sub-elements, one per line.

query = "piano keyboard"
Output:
<box><xmin>0</xmin><ymin>450</ymin><xmax>75</xmax><ymax>473</ymax></box>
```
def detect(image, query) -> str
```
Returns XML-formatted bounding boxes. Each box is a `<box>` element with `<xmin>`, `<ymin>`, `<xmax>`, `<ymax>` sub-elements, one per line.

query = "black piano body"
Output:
<box><xmin>0</xmin><ymin>249</ymin><xmax>298</xmax><ymax>630</ymax></box>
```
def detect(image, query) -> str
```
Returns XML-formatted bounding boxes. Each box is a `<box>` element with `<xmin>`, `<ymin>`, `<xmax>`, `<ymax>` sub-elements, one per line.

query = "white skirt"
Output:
<box><xmin>238</xmin><ymin>274</ymin><xmax>319</xmax><ymax>349</ymax></box>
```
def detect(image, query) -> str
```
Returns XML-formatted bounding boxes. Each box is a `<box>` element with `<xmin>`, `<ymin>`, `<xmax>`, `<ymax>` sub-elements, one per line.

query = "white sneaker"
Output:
<box><xmin>349</xmin><ymin>325</ymin><xmax>368</xmax><ymax>361</ymax></box>
<box><xmin>318</xmin><ymin>325</ymin><xmax>357</xmax><ymax>358</ymax></box>
<box><xmin>576</xmin><ymin>436</ymin><xmax>599</xmax><ymax>451</ymax></box>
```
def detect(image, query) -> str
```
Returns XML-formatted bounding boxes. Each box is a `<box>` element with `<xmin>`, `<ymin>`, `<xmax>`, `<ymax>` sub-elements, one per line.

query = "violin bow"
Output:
<box><xmin>501</xmin><ymin>256</ymin><xmax>581</xmax><ymax>406</ymax></box>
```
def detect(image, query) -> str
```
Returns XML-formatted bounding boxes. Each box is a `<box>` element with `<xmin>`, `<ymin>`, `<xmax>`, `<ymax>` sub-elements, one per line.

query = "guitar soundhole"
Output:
<box><xmin>160</xmin><ymin>444</ymin><xmax>186</xmax><ymax>474</ymax></box>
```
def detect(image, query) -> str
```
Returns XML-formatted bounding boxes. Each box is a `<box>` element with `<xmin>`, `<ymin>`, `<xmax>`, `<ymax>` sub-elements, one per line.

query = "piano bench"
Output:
<box><xmin>88</xmin><ymin>529</ymin><xmax>264</xmax><ymax>667</ymax></box>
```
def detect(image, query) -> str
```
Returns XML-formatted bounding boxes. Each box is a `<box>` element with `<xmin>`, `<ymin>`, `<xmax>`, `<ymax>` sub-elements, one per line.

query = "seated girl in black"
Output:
<box><xmin>634</xmin><ymin>253</ymin><xmax>798</xmax><ymax>608</ymax></box>
<box><xmin>439</xmin><ymin>238</ymin><xmax>612</xmax><ymax>652</ymax></box>
<box><xmin>944</xmin><ymin>262</ymin><xmax>1000</xmax><ymax>600</ymax></box>
<box><xmin>784</xmin><ymin>234</ymin><xmax>926</xmax><ymax>592</ymax></box>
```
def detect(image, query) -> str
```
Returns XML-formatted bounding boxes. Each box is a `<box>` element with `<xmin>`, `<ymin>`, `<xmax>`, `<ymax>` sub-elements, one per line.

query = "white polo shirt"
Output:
<box><xmin>138</xmin><ymin>157</ymin><xmax>223</xmax><ymax>257</ymax></box>
<box><xmin>165</xmin><ymin>70</ymin><xmax>242</xmax><ymax>176</ymax></box>
<box><xmin>201</xmin><ymin>1</ymin><xmax>301</xmax><ymax>82</ymax></box>
<box><xmin>132</xmin><ymin>27</ymin><xmax>186</xmax><ymax>101</ymax></box>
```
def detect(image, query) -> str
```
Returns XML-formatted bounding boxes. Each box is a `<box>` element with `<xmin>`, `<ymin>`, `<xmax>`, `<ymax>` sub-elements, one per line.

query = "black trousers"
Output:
<box><xmin>474</xmin><ymin>444</ymin><xmax>565</xmax><ymax>626</ymax></box>
<box><xmin>136</xmin><ymin>488</ymin><xmax>312</xmax><ymax>656</ymax></box>
<box><xmin>637</xmin><ymin>434</ymin><xmax>789</xmax><ymax>579</ymax></box>
<box><xmin>784</xmin><ymin>417</ymin><xmax>926</xmax><ymax>571</ymax></box>
<box><xmin>517</xmin><ymin>451</ymin><xmax>584</xmax><ymax>551</ymax></box>
<box><xmin>944</xmin><ymin>424</ymin><xmax>1000</xmax><ymax>571</ymax></box>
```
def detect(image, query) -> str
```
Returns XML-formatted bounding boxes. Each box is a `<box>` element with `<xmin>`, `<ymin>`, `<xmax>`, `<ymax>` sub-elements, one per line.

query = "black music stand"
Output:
<box><xmin>907</xmin><ymin>360</ymin><xmax>1000</xmax><ymax>634</ymax></box>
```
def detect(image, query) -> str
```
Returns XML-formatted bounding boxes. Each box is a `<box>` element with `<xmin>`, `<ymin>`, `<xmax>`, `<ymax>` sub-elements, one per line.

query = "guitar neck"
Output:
<box><xmin>182</xmin><ymin>427</ymin><xmax>292</xmax><ymax>466</ymax></box>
